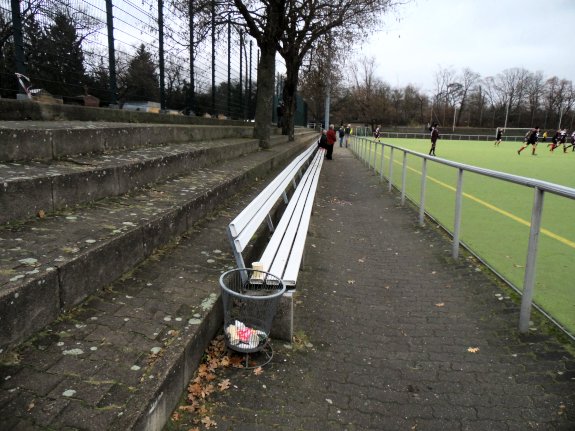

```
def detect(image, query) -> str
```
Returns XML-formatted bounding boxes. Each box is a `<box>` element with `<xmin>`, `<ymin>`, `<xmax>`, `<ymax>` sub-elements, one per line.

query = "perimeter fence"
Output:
<box><xmin>350</xmin><ymin>136</ymin><xmax>575</xmax><ymax>340</ymax></box>
<box><xmin>0</xmin><ymin>0</ymin><xmax>257</xmax><ymax>118</ymax></box>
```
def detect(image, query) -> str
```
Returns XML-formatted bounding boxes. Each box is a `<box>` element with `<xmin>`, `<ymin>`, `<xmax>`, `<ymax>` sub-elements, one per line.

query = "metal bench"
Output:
<box><xmin>227</xmin><ymin>143</ymin><xmax>325</xmax><ymax>339</ymax></box>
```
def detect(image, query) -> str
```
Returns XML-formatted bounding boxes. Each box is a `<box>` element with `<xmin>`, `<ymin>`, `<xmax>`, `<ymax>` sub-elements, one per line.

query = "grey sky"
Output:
<box><xmin>359</xmin><ymin>0</ymin><xmax>575</xmax><ymax>94</ymax></box>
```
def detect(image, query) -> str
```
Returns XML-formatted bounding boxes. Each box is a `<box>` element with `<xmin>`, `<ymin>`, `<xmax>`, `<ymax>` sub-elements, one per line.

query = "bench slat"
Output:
<box><xmin>261</xmin><ymin>149</ymin><xmax>324</xmax><ymax>280</ymax></box>
<box><xmin>230</xmin><ymin>145</ymin><xmax>316</xmax><ymax>252</ymax></box>
<box><xmin>281</xmin><ymin>152</ymin><xmax>324</xmax><ymax>285</ymax></box>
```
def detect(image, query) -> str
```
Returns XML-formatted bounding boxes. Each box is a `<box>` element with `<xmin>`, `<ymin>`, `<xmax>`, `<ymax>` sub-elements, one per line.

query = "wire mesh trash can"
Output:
<box><xmin>219</xmin><ymin>268</ymin><xmax>286</xmax><ymax>353</ymax></box>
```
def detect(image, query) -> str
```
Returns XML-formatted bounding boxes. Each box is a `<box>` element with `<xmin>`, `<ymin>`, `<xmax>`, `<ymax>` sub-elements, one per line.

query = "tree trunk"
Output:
<box><xmin>253</xmin><ymin>44</ymin><xmax>276</xmax><ymax>149</ymax></box>
<box><xmin>281</xmin><ymin>59</ymin><xmax>300</xmax><ymax>141</ymax></box>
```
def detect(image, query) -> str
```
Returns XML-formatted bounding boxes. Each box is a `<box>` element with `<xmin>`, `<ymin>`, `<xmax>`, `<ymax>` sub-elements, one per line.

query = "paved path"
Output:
<box><xmin>171</xmin><ymin>145</ymin><xmax>575</xmax><ymax>431</ymax></box>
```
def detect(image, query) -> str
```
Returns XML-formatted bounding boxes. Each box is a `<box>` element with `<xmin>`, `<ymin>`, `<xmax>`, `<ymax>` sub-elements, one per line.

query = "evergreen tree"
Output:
<box><xmin>121</xmin><ymin>44</ymin><xmax>159</xmax><ymax>103</ymax></box>
<box><xmin>39</xmin><ymin>12</ymin><xmax>86</xmax><ymax>97</ymax></box>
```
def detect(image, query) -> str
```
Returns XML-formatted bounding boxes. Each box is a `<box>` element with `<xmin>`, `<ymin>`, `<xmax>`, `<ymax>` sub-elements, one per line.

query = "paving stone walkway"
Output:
<box><xmin>170</xmin><ymin>145</ymin><xmax>575</xmax><ymax>431</ymax></box>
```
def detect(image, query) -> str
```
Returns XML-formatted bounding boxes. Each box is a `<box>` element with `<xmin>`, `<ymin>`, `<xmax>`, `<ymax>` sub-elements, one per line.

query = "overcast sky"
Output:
<box><xmin>358</xmin><ymin>0</ymin><xmax>575</xmax><ymax>94</ymax></box>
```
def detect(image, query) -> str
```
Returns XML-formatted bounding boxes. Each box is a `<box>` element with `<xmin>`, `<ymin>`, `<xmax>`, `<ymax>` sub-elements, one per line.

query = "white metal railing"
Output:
<box><xmin>350</xmin><ymin>136</ymin><xmax>575</xmax><ymax>338</ymax></box>
<box><xmin>355</xmin><ymin>131</ymin><xmax>528</xmax><ymax>142</ymax></box>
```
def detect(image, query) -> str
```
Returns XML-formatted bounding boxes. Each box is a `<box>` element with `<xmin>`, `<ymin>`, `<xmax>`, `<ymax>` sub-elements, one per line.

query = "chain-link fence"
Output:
<box><xmin>0</xmin><ymin>0</ymin><xmax>258</xmax><ymax>119</ymax></box>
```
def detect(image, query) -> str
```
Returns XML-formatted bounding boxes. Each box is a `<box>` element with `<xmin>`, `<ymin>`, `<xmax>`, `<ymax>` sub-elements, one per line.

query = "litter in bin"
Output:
<box><xmin>225</xmin><ymin>320</ymin><xmax>267</xmax><ymax>350</ymax></box>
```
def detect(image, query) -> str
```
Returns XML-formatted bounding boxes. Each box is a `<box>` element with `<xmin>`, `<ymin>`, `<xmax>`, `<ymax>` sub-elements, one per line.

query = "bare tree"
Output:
<box><xmin>455</xmin><ymin>68</ymin><xmax>480</xmax><ymax>127</ymax></box>
<box><xmin>277</xmin><ymin>0</ymin><xmax>398</xmax><ymax>139</ymax></box>
<box><xmin>230</xmin><ymin>0</ymin><xmax>287</xmax><ymax>148</ymax></box>
<box><xmin>524</xmin><ymin>71</ymin><xmax>544</xmax><ymax>126</ymax></box>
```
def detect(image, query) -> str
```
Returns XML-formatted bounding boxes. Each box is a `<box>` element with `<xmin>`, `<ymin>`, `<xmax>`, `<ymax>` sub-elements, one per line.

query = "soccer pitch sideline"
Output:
<box><xmin>364</xmin><ymin>137</ymin><xmax>574</xmax><ymax>336</ymax></box>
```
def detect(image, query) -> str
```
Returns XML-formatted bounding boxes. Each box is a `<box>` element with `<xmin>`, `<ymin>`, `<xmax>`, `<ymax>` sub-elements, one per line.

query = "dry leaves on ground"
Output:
<box><xmin>467</xmin><ymin>347</ymin><xmax>480</xmax><ymax>353</ymax></box>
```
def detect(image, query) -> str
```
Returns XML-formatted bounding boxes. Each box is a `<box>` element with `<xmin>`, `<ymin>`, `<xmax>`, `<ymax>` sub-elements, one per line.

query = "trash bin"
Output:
<box><xmin>219</xmin><ymin>268</ymin><xmax>285</xmax><ymax>353</ymax></box>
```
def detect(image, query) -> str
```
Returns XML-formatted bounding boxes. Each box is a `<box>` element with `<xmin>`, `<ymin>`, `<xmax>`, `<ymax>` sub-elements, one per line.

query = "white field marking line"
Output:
<box><xmin>370</xmin><ymin>150</ymin><xmax>575</xmax><ymax>250</ymax></box>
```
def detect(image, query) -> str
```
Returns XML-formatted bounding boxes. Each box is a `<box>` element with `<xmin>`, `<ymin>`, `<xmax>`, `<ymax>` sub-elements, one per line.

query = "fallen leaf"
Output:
<box><xmin>253</xmin><ymin>366</ymin><xmax>263</xmax><ymax>376</ymax></box>
<box><xmin>201</xmin><ymin>416</ymin><xmax>217</xmax><ymax>428</ymax></box>
<box><xmin>218</xmin><ymin>379</ymin><xmax>231</xmax><ymax>391</ymax></box>
<box><xmin>435</xmin><ymin>303</ymin><xmax>445</xmax><ymax>307</ymax></box>
<box><xmin>467</xmin><ymin>347</ymin><xmax>480</xmax><ymax>353</ymax></box>
<box><xmin>358</xmin><ymin>258</ymin><xmax>365</xmax><ymax>263</ymax></box>
<box><xmin>229</xmin><ymin>355</ymin><xmax>245</xmax><ymax>368</ymax></box>
<box><xmin>37</xmin><ymin>210</ymin><xmax>46</xmax><ymax>219</ymax></box>
<box><xmin>179</xmin><ymin>404</ymin><xmax>196</xmax><ymax>412</ymax></box>
<box><xmin>171</xmin><ymin>411</ymin><xmax>181</xmax><ymax>421</ymax></box>
<box><xmin>347</xmin><ymin>280</ymin><xmax>355</xmax><ymax>285</ymax></box>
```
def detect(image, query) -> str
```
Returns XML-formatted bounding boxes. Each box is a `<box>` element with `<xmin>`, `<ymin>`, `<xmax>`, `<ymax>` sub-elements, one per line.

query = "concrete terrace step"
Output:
<box><xmin>0</xmin><ymin>166</ymin><xmax>267</xmax><ymax>431</ymax></box>
<box><xmin>0</xmin><ymin>136</ymin><xmax>260</xmax><ymax>225</ymax></box>
<box><xmin>0</xmin><ymin>123</ymin><xmax>311</xmax><ymax>225</ymax></box>
<box><xmin>0</xmin><ymin>121</ymin><xmax>254</xmax><ymax>162</ymax></box>
<box><xmin>0</xmin><ymin>132</ymin><xmax>317</xmax><ymax>351</ymax></box>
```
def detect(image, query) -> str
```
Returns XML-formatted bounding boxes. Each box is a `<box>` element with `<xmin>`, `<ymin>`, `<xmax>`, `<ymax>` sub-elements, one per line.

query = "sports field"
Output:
<box><xmin>359</xmin><ymin>137</ymin><xmax>575</xmax><ymax>336</ymax></box>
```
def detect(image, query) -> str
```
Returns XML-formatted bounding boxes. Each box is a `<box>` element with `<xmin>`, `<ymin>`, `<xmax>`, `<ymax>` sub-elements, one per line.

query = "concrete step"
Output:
<box><xmin>0</xmin><ymin>132</ymin><xmax>317</xmax><ymax>351</ymax></box>
<box><xmin>0</xmin><ymin>159</ymin><xmax>268</xmax><ymax>430</ymax></box>
<box><xmin>0</xmin><ymin>123</ymin><xmax>314</xmax><ymax>225</ymax></box>
<box><xmin>0</xmin><ymin>121</ymin><xmax>254</xmax><ymax>162</ymax></box>
<box><xmin>0</xmin><ymin>136</ymin><xmax>259</xmax><ymax>225</ymax></box>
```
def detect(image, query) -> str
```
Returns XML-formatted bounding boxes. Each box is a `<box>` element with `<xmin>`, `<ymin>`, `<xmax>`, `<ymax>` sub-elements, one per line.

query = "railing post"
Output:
<box><xmin>388</xmin><ymin>147</ymin><xmax>394</xmax><ymax>192</ymax></box>
<box><xmin>419</xmin><ymin>158</ymin><xmax>427</xmax><ymax>226</ymax></box>
<box><xmin>368</xmin><ymin>140</ymin><xmax>372</xmax><ymax>169</ymax></box>
<box><xmin>379</xmin><ymin>144</ymin><xmax>385</xmax><ymax>182</ymax></box>
<box><xmin>401</xmin><ymin>152</ymin><xmax>407</xmax><ymax>205</ymax></box>
<box><xmin>519</xmin><ymin>187</ymin><xmax>545</xmax><ymax>333</ymax></box>
<box><xmin>452</xmin><ymin>168</ymin><xmax>464</xmax><ymax>259</ymax></box>
<box><xmin>372</xmin><ymin>143</ymin><xmax>377</xmax><ymax>173</ymax></box>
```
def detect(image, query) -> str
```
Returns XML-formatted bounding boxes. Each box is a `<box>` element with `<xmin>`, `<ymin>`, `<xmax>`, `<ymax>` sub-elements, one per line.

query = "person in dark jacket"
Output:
<box><xmin>317</xmin><ymin>129</ymin><xmax>328</xmax><ymax>149</ymax></box>
<box><xmin>494</xmin><ymin>127</ymin><xmax>504</xmax><ymax>146</ymax></box>
<box><xmin>325</xmin><ymin>124</ymin><xmax>337</xmax><ymax>160</ymax></box>
<box><xmin>429</xmin><ymin>123</ymin><xmax>440</xmax><ymax>156</ymax></box>
<box><xmin>517</xmin><ymin>127</ymin><xmax>540</xmax><ymax>155</ymax></box>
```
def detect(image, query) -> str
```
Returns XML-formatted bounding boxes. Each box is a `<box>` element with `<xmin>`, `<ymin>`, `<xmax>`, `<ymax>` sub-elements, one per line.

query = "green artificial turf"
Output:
<box><xmin>357</xmin><ymin>137</ymin><xmax>575</xmax><ymax>335</ymax></box>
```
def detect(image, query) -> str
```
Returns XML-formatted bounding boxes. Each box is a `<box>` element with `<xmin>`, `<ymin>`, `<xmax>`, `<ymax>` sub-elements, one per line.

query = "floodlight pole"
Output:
<box><xmin>504</xmin><ymin>98</ymin><xmax>510</xmax><ymax>130</ymax></box>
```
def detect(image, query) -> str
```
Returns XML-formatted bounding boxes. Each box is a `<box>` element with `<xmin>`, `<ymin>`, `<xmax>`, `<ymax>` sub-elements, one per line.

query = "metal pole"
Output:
<box><xmin>211</xmin><ymin>0</ymin><xmax>216</xmax><ymax>115</ymax></box>
<box><xmin>401</xmin><ymin>152</ymin><xmax>407</xmax><ymax>205</ymax></box>
<box><xmin>504</xmin><ymin>98</ymin><xmax>510</xmax><ymax>130</ymax></box>
<box><xmin>519</xmin><ymin>187</ymin><xmax>545</xmax><ymax>333</ymax></box>
<box><xmin>188</xmin><ymin>0</ymin><xmax>195</xmax><ymax>114</ymax></box>
<box><xmin>105</xmin><ymin>0</ymin><xmax>117</xmax><ymax>105</ymax></box>
<box><xmin>10</xmin><ymin>0</ymin><xmax>25</xmax><ymax>78</ymax></box>
<box><xmin>368</xmin><ymin>141</ymin><xmax>373</xmax><ymax>169</ymax></box>
<box><xmin>388</xmin><ymin>147</ymin><xmax>394</xmax><ymax>192</ymax></box>
<box><xmin>372</xmin><ymin>142</ymin><xmax>377</xmax><ymax>172</ymax></box>
<box><xmin>452</xmin><ymin>168</ymin><xmax>464</xmax><ymax>259</ymax></box>
<box><xmin>239</xmin><ymin>31</ymin><xmax>243</xmax><ymax>118</ymax></box>
<box><xmin>158</xmin><ymin>0</ymin><xmax>165</xmax><ymax>110</ymax></box>
<box><xmin>419</xmin><ymin>158</ymin><xmax>427</xmax><ymax>226</ymax></box>
<box><xmin>249</xmin><ymin>41</ymin><xmax>253</xmax><ymax>119</ymax></box>
<box><xmin>379</xmin><ymin>144</ymin><xmax>385</xmax><ymax>182</ymax></box>
<box><xmin>227</xmin><ymin>9</ymin><xmax>231</xmax><ymax>117</ymax></box>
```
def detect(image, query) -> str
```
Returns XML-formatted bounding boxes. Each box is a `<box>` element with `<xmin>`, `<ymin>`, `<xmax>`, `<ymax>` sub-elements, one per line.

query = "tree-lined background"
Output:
<box><xmin>303</xmin><ymin>57</ymin><xmax>575</xmax><ymax>132</ymax></box>
<box><xmin>0</xmin><ymin>0</ymin><xmax>573</xmax><ymax>133</ymax></box>
<box><xmin>0</xmin><ymin>0</ymin><xmax>258</xmax><ymax>118</ymax></box>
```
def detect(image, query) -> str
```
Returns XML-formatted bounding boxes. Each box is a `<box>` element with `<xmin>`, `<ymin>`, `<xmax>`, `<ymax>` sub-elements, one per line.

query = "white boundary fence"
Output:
<box><xmin>350</xmin><ymin>136</ymin><xmax>575</xmax><ymax>339</ymax></box>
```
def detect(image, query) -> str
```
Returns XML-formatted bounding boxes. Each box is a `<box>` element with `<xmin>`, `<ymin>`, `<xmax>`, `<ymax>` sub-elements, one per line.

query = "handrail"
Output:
<box><xmin>383</xmin><ymin>144</ymin><xmax>575</xmax><ymax>200</ymax></box>
<box><xmin>350</xmin><ymin>136</ymin><xmax>575</xmax><ymax>340</ymax></box>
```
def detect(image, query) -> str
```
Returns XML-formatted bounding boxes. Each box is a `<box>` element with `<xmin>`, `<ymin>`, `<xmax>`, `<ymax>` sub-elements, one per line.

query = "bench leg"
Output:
<box><xmin>270</xmin><ymin>291</ymin><xmax>294</xmax><ymax>342</ymax></box>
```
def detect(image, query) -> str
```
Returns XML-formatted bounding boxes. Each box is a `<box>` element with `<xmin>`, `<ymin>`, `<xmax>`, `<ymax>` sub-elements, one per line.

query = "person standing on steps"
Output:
<box><xmin>517</xmin><ymin>127</ymin><xmax>540</xmax><ymax>155</ymax></box>
<box><xmin>429</xmin><ymin>123</ymin><xmax>440</xmax><ymax>156</ymax></box>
